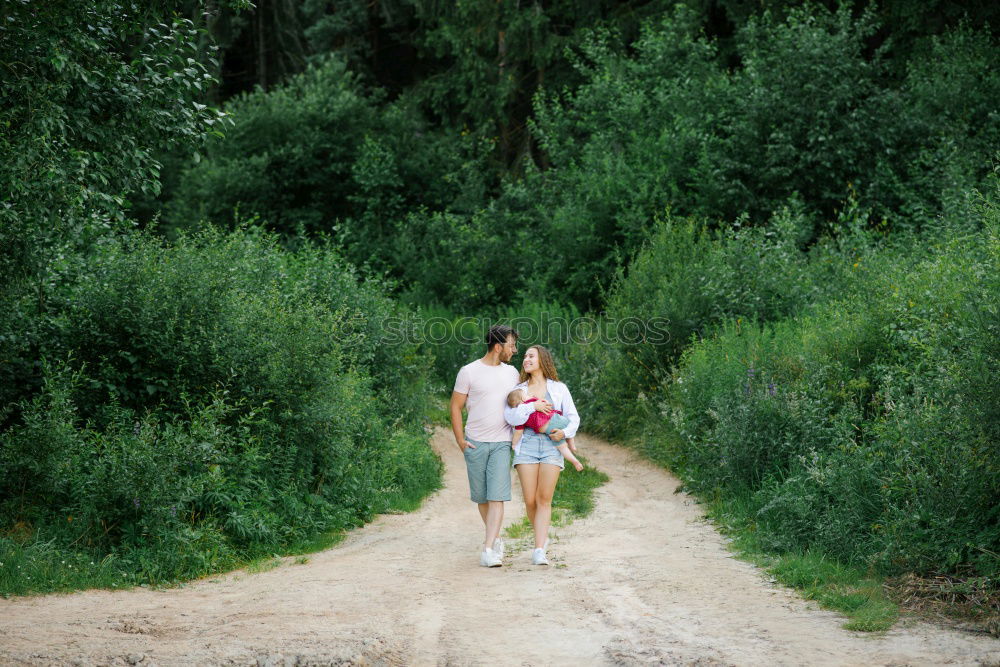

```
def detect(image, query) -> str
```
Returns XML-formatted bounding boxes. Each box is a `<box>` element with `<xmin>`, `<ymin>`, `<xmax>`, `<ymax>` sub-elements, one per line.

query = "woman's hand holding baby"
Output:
<box><xmin>532</xmin><ymin>399</ymin><xmax>553</xmax><ymax>414</ymax></box>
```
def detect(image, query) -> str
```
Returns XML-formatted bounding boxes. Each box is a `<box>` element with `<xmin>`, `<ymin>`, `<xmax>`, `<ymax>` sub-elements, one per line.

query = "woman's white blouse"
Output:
<box><xmin>503</xmin><ymin>379</ymin><xmax>580</xmax><ymax>447</ymax></box>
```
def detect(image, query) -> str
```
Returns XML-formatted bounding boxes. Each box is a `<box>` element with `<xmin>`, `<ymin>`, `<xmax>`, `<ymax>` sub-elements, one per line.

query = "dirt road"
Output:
<box><xmin>2</xmin><ymin>429</ymin><xmax>998</xmax><ymax>666</ymax></box>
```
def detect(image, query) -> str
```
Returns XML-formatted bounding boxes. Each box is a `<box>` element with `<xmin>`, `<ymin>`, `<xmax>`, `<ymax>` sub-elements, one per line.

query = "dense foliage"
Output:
<box><xmin>164</xmin><ymin>55</ymin><xmax>487</xmax><ymax>275</ymax></box>
<box><xmin>521</xmin><ymin>6</ymin><xmax>998</xmax><ymax>306</ymax></box>
<box><xmin>567</xmin><ymin>189</ymin><xmax>1000</xmax><ymax>579</ymax></box>
<box><xmin>4</xmin><ymin>0</ymin><xmax>1000</xmax><ymax>596</ymax></box>
<box><xmin>0</xmin><ymin>1</ymin><xmax>439</xmax><ymax>595</ymax></box>
<box><xmin>667</xmin><ymin>205</ymin><xmax>1000</xmax><ymax>576</ymax></box>
<box><xmin>162</xmin><ymin>5</ymin><xmax>1000</xmax><ymax>310</ymax></box>
<box><xmin>0</xmin><ymin>0</ymin><xmax>229</xmax><ymax>286</ymax></box>
<box><xmin>0</xmin><ymin>228</ymin><xmax>439</xmax><ymax>591</ymax></box>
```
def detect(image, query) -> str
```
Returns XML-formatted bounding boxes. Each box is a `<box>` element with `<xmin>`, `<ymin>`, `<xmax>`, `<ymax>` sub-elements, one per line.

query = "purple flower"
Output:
<box><xmin>743</xmin><ymin>382</ymin><xmax>751</xmax><ymax>396</ymax></box>
<box><xmin>768</xmin><ymin>382</ymin><xmax>777</xmax><ymax>397</ymax></box>
<box><xmin>133</xmin><ymin>498</ymin><xmax>140</xmax><ymax>509</ymax></box>
<box><xmin>747</xmin><ymin>367</ymin><xmax>756</xmax><ymax>379</ymax></box>
<box><xmin>170</xmin><ymin>505</ymin><xmax>177</xmax><ymax>517</ymax></box>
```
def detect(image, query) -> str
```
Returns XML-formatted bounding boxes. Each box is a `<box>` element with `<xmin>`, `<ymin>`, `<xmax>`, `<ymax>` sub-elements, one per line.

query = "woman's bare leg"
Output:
<box><xmin>516</xmin><ymin>463</ymin><xmax>539</xmax><ymax>525</ymax></box>
<box><xmin>532</xmin><ymin>463</ymin><xmax>561</xmax><ymax>549</ymax></box>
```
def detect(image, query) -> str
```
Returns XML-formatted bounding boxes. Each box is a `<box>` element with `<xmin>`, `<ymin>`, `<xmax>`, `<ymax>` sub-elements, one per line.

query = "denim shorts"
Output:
<box><xmin>512</xmin><ymin>429</ymin><xmax>564</xmax><ymax>470</ymax></box>
<box><xmin>463</xmin><ymin>438</ymin><xmax>512</xmax><ymax>503</ymax></box>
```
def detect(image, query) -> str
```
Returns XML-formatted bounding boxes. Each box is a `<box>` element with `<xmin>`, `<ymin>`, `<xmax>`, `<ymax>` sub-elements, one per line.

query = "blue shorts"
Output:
<box><xmin>512</xmin><ymin>429</ymin><xmax>564</xmax><ymax>470</ymax></box>
<box><xmin>463</xmin><ymin>438</ymin><xmax>512</xmax><ymax>503</ymax></box>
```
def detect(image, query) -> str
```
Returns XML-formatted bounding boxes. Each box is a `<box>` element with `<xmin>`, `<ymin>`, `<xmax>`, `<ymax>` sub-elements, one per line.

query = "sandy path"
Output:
<box><xmin>2</xmin><ymin>428</ymin><xmax>998</xmax><ymax>666</ymax></box>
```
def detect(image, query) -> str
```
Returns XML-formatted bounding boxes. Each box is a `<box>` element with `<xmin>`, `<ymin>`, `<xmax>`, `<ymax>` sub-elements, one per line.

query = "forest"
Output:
<box><xmin>1</xmin><ymin>0</ymin><xmax>998</xmax><ymax>612</ymax></box>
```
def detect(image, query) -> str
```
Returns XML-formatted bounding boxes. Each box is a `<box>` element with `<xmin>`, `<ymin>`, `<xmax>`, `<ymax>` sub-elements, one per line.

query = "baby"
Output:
<box><xmin>507</xmin><ymin>388</ymin><xmax>584</xmax><ymax>471</ymax></box>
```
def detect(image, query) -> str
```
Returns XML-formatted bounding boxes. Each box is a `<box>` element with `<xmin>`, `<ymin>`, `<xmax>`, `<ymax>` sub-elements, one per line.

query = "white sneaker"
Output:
<box><xmin>493</xmin><ymin>537</ymin><xmax>505</xmax><ymax>559</ymax></box>
<box><xmin>531</xmin><ymin>548</ymin><xmax>549</xmax><ymax>566</ymax></box>
<box><xmin>480</xmin><ymin>548</ymin><xmax>502</xmax><ymax>567</ymax></box>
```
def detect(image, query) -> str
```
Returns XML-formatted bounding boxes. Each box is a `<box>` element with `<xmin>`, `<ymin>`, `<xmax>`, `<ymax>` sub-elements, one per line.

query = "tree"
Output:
<box><xmin>0</xmin><ymin>0</ymin><xmax>239</xmax><ymax>292</ymax></box>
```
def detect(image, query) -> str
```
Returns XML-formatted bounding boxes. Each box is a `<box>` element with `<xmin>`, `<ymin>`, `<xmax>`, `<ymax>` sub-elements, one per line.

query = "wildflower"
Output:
<box><xmin>743</xmin><ymin>382</ymin><xmax>751</xmax><ymax>396</ymax></box>
<box><xmin>133</xmin><ymin>498</ymin><xmax>140</xmax><ymax>509</ymax></box>
<box><xmin>768</xmin><ymin>382</ymin><xmax>776</xmax><ymax>397</ymax></box>
<box><xmin>747</xmin><ymin>366</ymin><xmax>756</xmax><ymax>379</ymax></box>
<box><xmin>170</xmin><ymin>505</ymin><xmax>178</xmax><ymax>517</ymax></box>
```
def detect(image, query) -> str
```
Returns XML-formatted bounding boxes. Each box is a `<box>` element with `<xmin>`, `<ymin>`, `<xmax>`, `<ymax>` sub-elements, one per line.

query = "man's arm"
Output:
<box><xmin>450</xmin><ymin>391</ymin><xmax>473</xmax><ymax>451</ymax></box>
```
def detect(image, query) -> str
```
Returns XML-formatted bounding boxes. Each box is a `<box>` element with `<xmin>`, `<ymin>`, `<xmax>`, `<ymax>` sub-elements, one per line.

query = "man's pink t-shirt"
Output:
<box><xmin>453</xmin><ymin>359</ymin><xmax>520</xmax><ymax>442</ymax></box>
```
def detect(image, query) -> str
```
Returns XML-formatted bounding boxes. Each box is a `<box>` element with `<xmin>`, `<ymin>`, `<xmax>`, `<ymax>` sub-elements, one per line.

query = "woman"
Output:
<box><xmin>504</xmin><ymin>345</ymin><xmax>580</xmax><ymax>565</ymax></box>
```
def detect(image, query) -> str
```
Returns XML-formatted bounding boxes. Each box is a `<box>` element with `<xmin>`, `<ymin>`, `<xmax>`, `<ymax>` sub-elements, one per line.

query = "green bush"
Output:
<box><xmin>668</xmin><ymin>308</ymin><xmax>881</xmax><ymax>494</ymax></box>
<box><xmin>0</xmin><ymin>227</ymin><xmax>440</xmax><ymax>593</ymax></box>
<box><xmin>0</xmin><ymin>3</ymin><xmax>226</xmax><ymax>288</ymax></box>
<box><xmin>716</xmin><ymin>6</ymin><xmax>890</xmax><ymax>222</ymax></box>
<box><xmin>157</xmin><ymin>6</ymin><xmax>1000</xmax><ymax>314</ymax></box>
<box><xmin>521</xmin><ymin>6</ymin><xmax>999</xmax><ymax>306</ymax></box>
<box><xmin>395</xmin><ymin>205</ymin><xmax>537</xmax><ymax>314</ymax></box>
<box><xmin>887</xmin><ymin>25</ymin><xmax>1000</xmax><ymax>225</ymax></box>
<box><xmin>561</xmin><ymin>175</ymin><xmax>999</xmax><ymax>579</ymax></box>
<box><xmin>576</xmin><ymin>202</ymin><xmax>835</xmax><ymax>435</ymax></box>
<box><xmin>165</xmin><ymin>56</ymin><xmax>476</xmax><ymax>276</ymax></box>
<box><xmin>665</xmin><ymin>203</ymin><xmax>1000</xmax><ymax>577</ymax></box>
<box><xmin>166</xmin><ymin>56</ymin><xmax>374</xmax><ymax>236</ymax></box>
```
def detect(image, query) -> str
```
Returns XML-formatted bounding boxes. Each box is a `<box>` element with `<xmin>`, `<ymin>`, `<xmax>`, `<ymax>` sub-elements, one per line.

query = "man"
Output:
<box><xmin>450</xmin><ymin>324</ymin><xmax>551</xmax><ymax>567</ymax></box>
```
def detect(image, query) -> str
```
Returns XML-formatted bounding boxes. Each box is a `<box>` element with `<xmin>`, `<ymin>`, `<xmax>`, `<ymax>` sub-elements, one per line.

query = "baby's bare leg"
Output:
<box><xmin>556</xmin><ymin>442</ymin><xmax>584</xmax><ymax>471</ymax></box>
<box><xmin>511</xmin><ymin>429</ymin><xmax>523</xmax><ymax>449</ymax></box>
<box><xmin>566</xmin><ymin>436</ymin><xmax>577</xmax><ymax>452</ymax></box>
